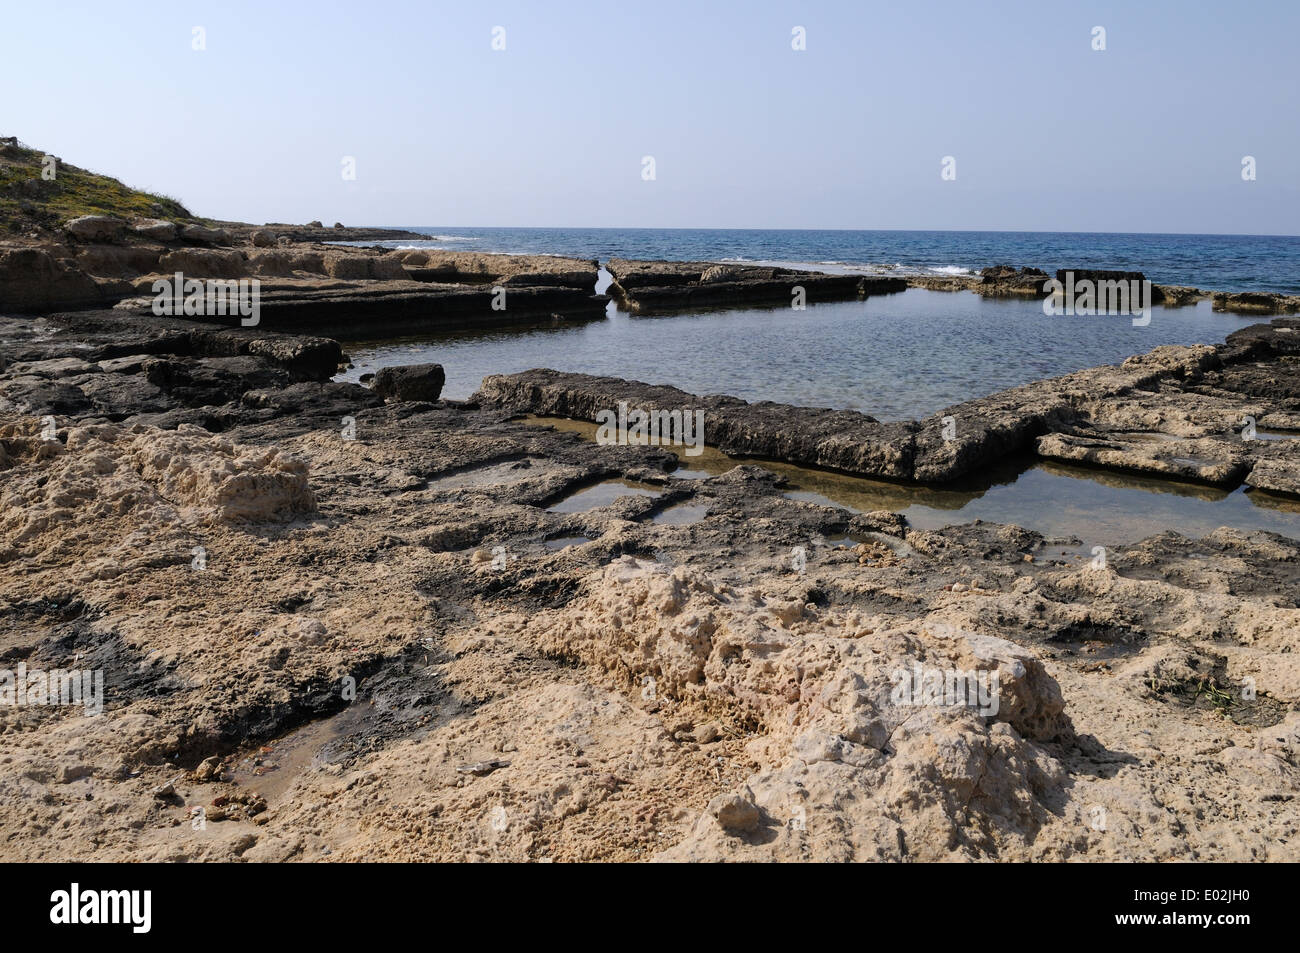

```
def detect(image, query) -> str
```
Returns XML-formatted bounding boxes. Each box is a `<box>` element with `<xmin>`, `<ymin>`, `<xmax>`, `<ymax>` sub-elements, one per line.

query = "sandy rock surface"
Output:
<box><xmin>1</xmin><ymin>312</ymin><xmax>1298</xmax><ymax>862</ymax></box>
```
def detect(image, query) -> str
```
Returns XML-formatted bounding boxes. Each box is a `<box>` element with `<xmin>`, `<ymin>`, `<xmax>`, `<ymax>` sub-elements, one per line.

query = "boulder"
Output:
<box><xmin>371</xmin><ymin>363</ymin><xmax>445</xmax><ymax>402</ymax></box>
<box><xmin>133</xmin><ymin>219</ymin><xmax>178</xmax><ymax>242</ymax></box>
<box><xmin>250</xmin><ymin>229</ymin><xmax>279</xmax><ymax>248</ymax></box>
<box><xmin>64</xmin><ymin>215</ymin><xmax>125</xmax><ymax>242</ymax></box>
<box><xmin>290</xmin><ymin>252</ymin><xmax>326</xmax><ymax>274</ymax></box>
<box><xmin>1054</xmin><ymin>268</ymin><xmax>1148</xmax><ymax>286</ymax></box>
<box><xmin>977</xmin><ymin>265</ymin><xmax>1050</xmax><ymax>297</ymax></box>
<box><xmin>1153</xmin><ymin>285</ymin><xmax>1203</xmax><ymax>308</ymax></box>
<box><xmin>180</xmin><ymin>224</ymin><xmax>232</xmax><ymax>246</ymax></box>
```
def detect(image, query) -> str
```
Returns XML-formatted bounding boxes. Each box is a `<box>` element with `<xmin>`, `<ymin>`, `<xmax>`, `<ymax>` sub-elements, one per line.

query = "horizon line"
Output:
<box><xmin>362</xmin><ymin>224</ymin><xmax>1300</xmax><ymax>239</ymax></box>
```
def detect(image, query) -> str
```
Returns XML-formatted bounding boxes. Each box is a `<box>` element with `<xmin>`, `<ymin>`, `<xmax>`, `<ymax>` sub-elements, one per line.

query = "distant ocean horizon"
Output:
<box><xmin>353</xmin><ymin>227</ymin><xmax>1300</xmax><ymax>295</ymax></box>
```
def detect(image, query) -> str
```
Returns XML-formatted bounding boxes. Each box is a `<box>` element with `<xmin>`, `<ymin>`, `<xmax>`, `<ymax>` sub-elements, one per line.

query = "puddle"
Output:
<box><xmin>1035</xmin><ymin>539</ymin><xmax>1095</xmax><ymax>564</ymax></box>
<box><xmin>786</xmin><ymin>490</ymin><xmax>855</xmax><ymax>510</ymax></box>
<box><xmin>544</xmin><ymin>535</ymin><xmax>591</xmax><ymax>551</ymax></box>
<box><xmin>1109</xmin><ymin>431</ymin><xmax>1182</xmax><ymax>444</ymax></box>
<box><xmin>822</xmin><ymin>536</ymin><xmax>863</xmax><ymax>549</ymax></box>
<box><xmin>428</xmin><ymin>458</ymin><xmax>544</xmax><ymax>490</ymax></box>
<box><xmin>1256</xmin><ymin>428</ymin><xmax>1299</xmax><ymax>441</ymax></box>
<box><xmin>651</xmin><ymin>502</ymin><xmax>711</xmax><ymax>525</ymax></box>
<box><xmin>546</xmin><ymin>479</ymin><xmax>663</xmax><ymax>513</ymax></box>
<box><xmin>525</xmin><ymin>416</ymin><xmax>1300</xmax><ymax>545</ymax></box>
<box><xmin>227</xmin><ymin>704</ymin><xmax>369</xmax><ymax>803</ymax></box>
<box><xmin>1047</xmin><ymin>622</ymin><xmax>1147</xmax><ymax>661</ymax></box>
<box><xmin>338</xmin><ymin>291</ymin><xmax>1249</xmax><ymax>415</ymax></box>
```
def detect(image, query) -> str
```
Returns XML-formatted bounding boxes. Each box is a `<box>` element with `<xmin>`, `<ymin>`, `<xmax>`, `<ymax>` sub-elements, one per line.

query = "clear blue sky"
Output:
<box><xmin>4</xmin><ymin>0</ymin><xmax>1296</xmax><ymax>234</ymax></box>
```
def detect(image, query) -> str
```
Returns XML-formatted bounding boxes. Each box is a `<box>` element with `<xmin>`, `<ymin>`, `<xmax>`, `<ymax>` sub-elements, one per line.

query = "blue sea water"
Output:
<box><xmin>359</xmin><ymin>227</ymin><xmax>1300</xmax><ymax>295</ymax></box>
<box><xmin>340</xmin><ymin>292</ymin><xmax>1255</xmax><ymax>419</ymax></box>
<box><xmin>333</xmin><ymin>227</ymin><xmax>1300</xmax><ymax>541</ymax></box>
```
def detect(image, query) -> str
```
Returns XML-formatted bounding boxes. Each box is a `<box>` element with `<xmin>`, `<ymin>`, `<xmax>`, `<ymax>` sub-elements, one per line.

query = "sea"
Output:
<box><xmin>347</xmin><ymin>227</ymin><xmax>1300</xmax><ymax>295</ymax></box>
<box><xmin>333</xmin><ymin>226</ymin><xmax>1300</xmax><ymax>542</ymax></box>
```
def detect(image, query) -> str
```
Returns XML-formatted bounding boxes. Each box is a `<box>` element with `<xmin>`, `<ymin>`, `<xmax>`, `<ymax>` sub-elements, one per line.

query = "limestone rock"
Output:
<box><xmin>64</xmin><ymin>215</ymin><xmax>125</xmax><ymax>242</ymax></box>
<box><xmin>0</xmin><ymin>247</ymin><xmax>103</xmax><ymax>313</ymax></box>
<box><xmin>707</xmin><ymin>792</ymin><xmax>762</xmax><ymax>833</ymax></box>
<box><xmin>157</xmin><ymin>248</ymin><xmax>247</xmax><ymax>279</ymax></box>
<box><xmin>372</xmin><ymin>363</ymin><xmax>445</xmax><ymax>402</ymax></box>
<box><xmin>133</xmin><ymin>219</ymin><xmax>178</xmax><ymax>241</ymax></box>
<box><xmin>180</xmin><ymin>224</ymin><xmax>232</xmax><ymax>246</ymax></box>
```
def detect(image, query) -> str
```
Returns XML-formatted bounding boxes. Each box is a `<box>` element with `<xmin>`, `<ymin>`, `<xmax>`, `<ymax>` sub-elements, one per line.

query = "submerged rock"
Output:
<box><xmin>1213</xmin><ymin>291</ymin><xmax>1300</xmax><ymax>316</ymax></box>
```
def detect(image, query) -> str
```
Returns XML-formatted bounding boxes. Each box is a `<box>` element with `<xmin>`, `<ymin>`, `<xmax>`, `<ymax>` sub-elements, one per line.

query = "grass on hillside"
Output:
<box><xmin>0</xmin><ymin>140</ymin><xmax>201</xmax><ymax>237</ymax></box>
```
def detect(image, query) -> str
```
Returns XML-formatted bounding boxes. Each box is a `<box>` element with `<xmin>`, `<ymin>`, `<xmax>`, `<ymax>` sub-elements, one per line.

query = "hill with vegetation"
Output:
<box><xmin>0</xmin><ymin>136</ymin><xmax>201</xmax><ymax>239</ymax></box>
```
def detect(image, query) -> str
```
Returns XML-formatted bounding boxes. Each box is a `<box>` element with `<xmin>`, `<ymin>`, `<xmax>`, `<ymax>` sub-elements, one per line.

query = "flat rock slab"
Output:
<box><xmin>112</xmin><ymin>282</ymin><xmax>609</xmax><ymax>337</ymax></box>
<box><xmin>1244</xmin><ymin>441</ymin><xmax>1300</xmax><ymax>497</ymax></box>
<box><xmin>605</xmin><ymin>258</ymin><xmax>905</xmax><ymax>313</ymax></box>
<box><xmin>1037</xmin><ymin>431</ymin><xmax>1251</xmax><ymax>486</ymax></box>
<box><xmin>476</xmin><ymin>368</ymin><xmax>920</xmax><ymax>481</ymax></box>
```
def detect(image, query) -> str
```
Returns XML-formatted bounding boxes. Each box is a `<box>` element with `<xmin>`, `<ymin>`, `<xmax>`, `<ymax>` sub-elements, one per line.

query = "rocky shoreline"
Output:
<box><xmin>477</xmin><ymin>318</ymin><xmax>1300</xmax><ymax>491</ymax></box>
<box><xmin>6</xmin><ymin>211</ymin><xmax>1300</xmax><ymax>336</ymax></box>
<box><xmin>3</xmin><ymin>143</ymin><xmax>1300</xmax><ymax>860</ymax></box>
<box><xmin>2</xmin><ymin>293</ymin><xmax>1299</xmax><ymax>861</ymax></box>
<box><xmin>905</xmin><ymin>264</ymin><xmax>1300</xmax><ymax>316</ymax></box>
<box><xmin>0</xmin><ymin>223</ymin><xmax>609</xmax><ymax>335</ymax></box>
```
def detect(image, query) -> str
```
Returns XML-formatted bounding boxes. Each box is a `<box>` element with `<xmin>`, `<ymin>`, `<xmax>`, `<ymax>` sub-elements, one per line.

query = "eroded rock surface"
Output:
<box><xmin>1</xmin><ymin>314</ymin><xmax>1297</xmax><ymax>863</ymax></box>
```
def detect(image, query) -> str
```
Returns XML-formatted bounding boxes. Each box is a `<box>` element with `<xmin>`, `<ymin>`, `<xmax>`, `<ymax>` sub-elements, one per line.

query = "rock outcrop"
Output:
<box><xmin>0</xmin><ymin>247</ymin><xmax>107</xmax><ymax>313</ymax></box>
<box><xmin>1212</xmin><ymin>291</ymin><xmax>1300</xmax><ymax>315</ymax></box>
<box><xmin>605</xmin><ymin>258</ymin><xmax>906</xmax><ymax>313</ymax></box>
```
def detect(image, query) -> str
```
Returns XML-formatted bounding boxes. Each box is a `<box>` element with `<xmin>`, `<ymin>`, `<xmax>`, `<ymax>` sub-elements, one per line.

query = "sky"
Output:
<box><xmin>4</xmin><ymin>0</ymin><xmax>1297</xmax><ymax>234</ymax></box>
